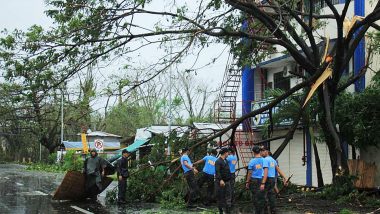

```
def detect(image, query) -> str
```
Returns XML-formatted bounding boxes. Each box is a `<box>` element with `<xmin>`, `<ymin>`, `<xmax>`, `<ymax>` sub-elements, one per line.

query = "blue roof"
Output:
<box><xmin>63</xmin><ymin>141</ymin><xmax>120</xmax><ymax>150</ymax></box>
<box><xmin>256</xmin><ymin>54</ymin><xmax>290</xmax><ymax>67</ymax></box>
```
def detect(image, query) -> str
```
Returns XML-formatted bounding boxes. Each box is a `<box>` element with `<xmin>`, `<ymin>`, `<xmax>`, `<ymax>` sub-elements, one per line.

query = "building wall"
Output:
<box><xmin>234</xmin><ymin>129</ymin><xmax>334</xmax><ymax>186</ymax></box>
<box><xmin>315</xmin><ymin>3</ymin><xmax>355</xmax><ymax>40</ymax></box>
<box><xmin>269</xmin><ymin>129</ymin><xmax>333</xmax><ymax>186</ymax></box>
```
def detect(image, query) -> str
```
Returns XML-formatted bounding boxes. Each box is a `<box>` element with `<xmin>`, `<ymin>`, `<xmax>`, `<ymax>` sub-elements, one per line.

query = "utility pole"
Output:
<box><xmin>61</xmin><ymin>88</ymin><xmax>64</xmax><ymax>146</ymax></box>
<box><xmin>168</xmin><ymin>43</ymin><xmax>173</xmax><ymax>157</ymax></box>
<box><xmin>58</xmin><ymin>87</ymin><xmax>64</xmax><ymax>163</ymax></box>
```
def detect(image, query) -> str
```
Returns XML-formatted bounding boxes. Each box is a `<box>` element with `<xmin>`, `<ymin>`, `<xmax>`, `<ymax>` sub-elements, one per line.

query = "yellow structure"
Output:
<box><xmin>81</xmin><ymin>132</ymin><xmax>89</xmax><ymax>154</ymax></box>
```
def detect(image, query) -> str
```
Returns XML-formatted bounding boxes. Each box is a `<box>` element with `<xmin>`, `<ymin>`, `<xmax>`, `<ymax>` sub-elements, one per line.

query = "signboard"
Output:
<box><xmin>94</xmin><ymin>139</ymin><xmax>104</xmax><ymax>152</ymax></box>
<box><xmin>251</xmin><ymin>98</ymin><xmax>293</xmax><ymax>127</ymax></box>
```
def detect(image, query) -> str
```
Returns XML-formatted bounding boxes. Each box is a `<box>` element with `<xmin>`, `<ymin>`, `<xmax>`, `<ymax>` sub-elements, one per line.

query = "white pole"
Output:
<box><xmin>61</xmin><ymin>89</ymin><xmax>64</xmax><ymax>145</ymax></box>
<box><xmin>39</xmin><ymin>143</ymin><xmax>41</xmax><ymax>162</ymax></box>
<box><xmin>168</xmin><ymin>43</ymin><xmax>172</xmax><ymax>156</ymax></box>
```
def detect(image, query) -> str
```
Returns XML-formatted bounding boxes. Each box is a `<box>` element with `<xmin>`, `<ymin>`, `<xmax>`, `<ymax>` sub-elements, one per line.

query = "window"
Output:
<box><xmin>304</xmin><ymin>0</ymin><xmax>342</xmax><ymax>13</ymax></box>
<box><xmin>273</xmin><ymin>72</ymin><xmax>291</xmax><ymax>91</ymax></box>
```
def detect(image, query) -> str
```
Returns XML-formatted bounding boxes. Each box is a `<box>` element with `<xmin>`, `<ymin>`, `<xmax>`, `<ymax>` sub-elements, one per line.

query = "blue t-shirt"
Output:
<box><xmin>181</xmin><ymin>155</ymin><xmax>193</xmax><ymax>173</ymax></box>
<box><xmin>248</xmin><ymin>157</ymin><xmax>267</xmax><ymax>179</ymax></box>
<box><xmin>227</xmin><ymin>155</ymin><xmax>237</xmax><ymax>173</ymax></box>
<box><xmin>202</xmin><ymin>155</ymin><xmax>217</xmax><ymax>175</ymax></box>
<box><xmin>265</xmin><ymin>156</ymin><xmax>278</xmax><ymax>178</ymax></box>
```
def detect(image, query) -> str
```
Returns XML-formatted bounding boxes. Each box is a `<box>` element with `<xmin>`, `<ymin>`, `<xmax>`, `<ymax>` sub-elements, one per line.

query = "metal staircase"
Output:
<box><xmin>214</xmin><ymin>54</ymin><xmax>255</xmax><ymax>168</ymax></box>
<box><xmin>215</xmin><ymin>54</ymin><xmax>241</xmax><ymax>123</ymax></box>
<box><xmin>235</xmin><ymin>119</ymin><xmax>255</xmax><ymax>168</ymax></box>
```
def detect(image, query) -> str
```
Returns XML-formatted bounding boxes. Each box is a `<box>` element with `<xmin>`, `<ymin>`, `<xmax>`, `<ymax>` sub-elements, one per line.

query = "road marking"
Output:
<box><xmin>34</xmin><ymin>191</ymin><xmax>48</xmax><ymax>196</ymax></box>
<box><xmin>71</xmin><ymin>206</ymin><xmax>94</xmax><ymax>214</ymax></box>
<box><xmin>15</xmin><ymin>182</ymin><xmax>24</xmax><ymax>186</ymax></box>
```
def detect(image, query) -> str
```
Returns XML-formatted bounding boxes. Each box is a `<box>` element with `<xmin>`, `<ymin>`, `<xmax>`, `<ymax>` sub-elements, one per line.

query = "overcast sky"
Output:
<box><xmin>0</xmin><ymin>0</ymin><xmax>52</xmax><ymax>30</ymax></box>
<box><xmin>0</xmin><ymin>0</ymin><xmax>237</xmax><ymax>117</ymax></box>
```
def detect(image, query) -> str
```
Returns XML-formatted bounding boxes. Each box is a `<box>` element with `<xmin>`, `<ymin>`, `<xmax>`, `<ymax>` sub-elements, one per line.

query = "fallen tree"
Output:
<box><xmin>1</xmin><ymin>0</ymin><xmax>379</xmax><ymax>183</ymax></box>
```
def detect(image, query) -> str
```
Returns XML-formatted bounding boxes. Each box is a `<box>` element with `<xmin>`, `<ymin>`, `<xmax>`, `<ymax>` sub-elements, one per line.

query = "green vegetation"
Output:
<box><xmin>336</xmin><ymin>73</ymin><xmax>380</xmax><ymax>149</ymax></box>
<box><xmin>339</xmin><ymin>209</ymin><xmax>355</xmax><ymax>214</ymax></box>
<box><xmin>26</xmin><ymin>150</ymin><xmax>83</xmax><ymax>172</ymax></box>
<box><xmin>105</xmin><ymin>133</ymin><xmax>208</xmax><ymax>208</ymax></box>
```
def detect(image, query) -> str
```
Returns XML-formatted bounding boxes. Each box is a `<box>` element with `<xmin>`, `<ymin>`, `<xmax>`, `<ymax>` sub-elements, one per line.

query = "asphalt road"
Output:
<box><xmin>0</xmin><ymin>164</ymin><xmax>296</xmax><ymax>214</ymax></box>
<box><xmin>0</xmin><ymin>164</ymin><xmax>162</xmax><ymax>214</ymax></box>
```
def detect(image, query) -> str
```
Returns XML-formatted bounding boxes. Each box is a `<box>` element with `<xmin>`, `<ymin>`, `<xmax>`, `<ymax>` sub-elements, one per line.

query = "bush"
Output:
<box><xmin>339</xmin><ymin>209</ymin><xmax>354</xmax><ymax>214</ymax></box>
<box><xmin>320</xmin><ymin>175</ymin><xmax>355</xmax><ymax>200</ymax></box>
<box><xmin>234</xmin><ymin>180</ymin><xmax>251</xmax><ymax>202</ymax></box>
<box><xmin>62</xmin><ymin>150</ymin><xmax>83</xmax><ymax>171</ymax></box>
<box><xmin>26</xmin><ymin>150</ymin><xmax>84</xmax><ymax>172</ymax></box>
<box><xmin>26</xmin><ymin>162</ymin><xmax>63</xmax><ymax>172</ymax></box>
<box><xmin>105</xmin><ymin>187</ymin><xmax>118</xmax><ymax>204</ymax></box>
<box><xmin>159</xmin><ymin>188</ymin><xmax>186</xmax><ymax>209</ymax></box>
<box><xmin>47</xmin><ymin>153</ymin><xmax>58</xmax><ymax>164</ymax></box>
<box><xmin>127</xmin><ymin>168</ymin><xmax>167</xmax><ymax>202</ymax></box>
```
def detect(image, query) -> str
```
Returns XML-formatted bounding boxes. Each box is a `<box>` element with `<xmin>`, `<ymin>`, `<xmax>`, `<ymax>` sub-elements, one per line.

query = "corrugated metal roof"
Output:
<box><xmin>76</xmin><ymin>131</ymin><xmax>122</xmax><ymax>138</ymax></box>
<box><xmin>134</xmin><ymin>126</ymin><xmax>189</xmax><ymax>141</ymax></box>
<box><xmin>193</xmin><ymin>123</ymin><xmax>230</xmax><ymax>134</ymax></box>
<box><xmin>146</xmin><ymin>126</ymin><xmax>189</xmax><ymax>137</ymax></box>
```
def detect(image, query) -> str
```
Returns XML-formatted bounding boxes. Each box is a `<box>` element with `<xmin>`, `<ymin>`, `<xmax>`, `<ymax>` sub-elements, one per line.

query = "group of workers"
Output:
<box><xmin>181</xmin><ymin>145</ymin><xmax>288</xmax><ymax>214</ymax></box>
<box><xmin>82</xmin><ymin>144</ymin><xmax>288</xmax><ymax>213</ymax></box>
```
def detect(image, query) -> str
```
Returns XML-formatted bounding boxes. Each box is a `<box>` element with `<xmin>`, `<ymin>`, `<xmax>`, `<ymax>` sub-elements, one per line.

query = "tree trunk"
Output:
<box><xmin>312</xmin><ymin>142</ymin><xmax>324</xmax><ymax>187</ymax></box>
<box><xmin>319</xmin><ymin>115</ymin><xmax>350</xmax><ymax>178</ymax></box>
<box><xmin>41</xmin><ymin>136</ymin><xmax>59</xmax><ymax>154</ymax></box>
<box><xmin>317</xmin><ymin>86</ymin><xmax>349</xmax><ymax>183</ymax></box>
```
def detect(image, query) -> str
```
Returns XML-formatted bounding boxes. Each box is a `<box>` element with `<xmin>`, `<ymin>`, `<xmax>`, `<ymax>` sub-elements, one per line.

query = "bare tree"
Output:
<box><xmin>174</xmin><ymin>71</ymin><xmax>215</xmax><ymax>121</ymax></box>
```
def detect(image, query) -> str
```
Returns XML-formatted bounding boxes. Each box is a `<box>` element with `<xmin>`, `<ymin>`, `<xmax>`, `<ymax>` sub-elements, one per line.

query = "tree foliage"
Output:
<box><xmin>336</xmin><ymin>75</ymin><xmax>380</xmax><ymax>149</ymax></box>
<box><xmin>0</xmin><ymin>0</ymin><xmax>379</xmax><ymax>180</ymax></box>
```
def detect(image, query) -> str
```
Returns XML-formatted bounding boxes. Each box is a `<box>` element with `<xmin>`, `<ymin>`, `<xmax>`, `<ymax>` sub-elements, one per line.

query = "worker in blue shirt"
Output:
<box><xmin>180</xmin><ymin>147</ymin><xmax>200</xmax><ymax>207</ymax></box>
<box><xmin>261</xmin><ymin>147</ymin><xmax>287</xmax><ymax>214</ymax></box>
<box><xmin>193</xmin><ymin>149</ymin><xmax>218</xmax><ymax>206</ymax></box>
<box><xmin>246</xmin><ymin>145</ymin><xmax>268</xmax><ymax>214</ymax></box>
<box><xmin>226</xmin><ymin>147</ymin><xmax>237</xmax><ymax>204</ymax></box>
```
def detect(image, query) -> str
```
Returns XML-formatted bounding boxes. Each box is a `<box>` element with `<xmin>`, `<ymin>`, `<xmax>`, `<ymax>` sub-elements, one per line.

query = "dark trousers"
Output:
<box><xmin>229</xmin><ymin>173</ymin><xmax>235</xmax><ymax>203</ymax></box>
<box><xmin>250</xmin><ymin>178</ymin><xmax>265</xmax><ymax>214</ymax></box>
<box><xmin>118</xmin><ymin>178</ymin><xmax>127</xmax><ymax>202</ymax></box>
<box><xmin>184</xmin><ymin>171</ymin><xmax>199</xmax><ymax>205</ymax></box>
<box><xmin>198</xmin><ymin>172</ymin><xmax>215</xmax><ymax>203</ymax></box>
<box><xmin>216</xmin><ymin>180</ymin><xmax>232</xmax><ymax>212</ymax></box>
<box><xmin>265</xmin><ymin>177</ymin><xmax>276</xmax><ymax>213</ymax></box>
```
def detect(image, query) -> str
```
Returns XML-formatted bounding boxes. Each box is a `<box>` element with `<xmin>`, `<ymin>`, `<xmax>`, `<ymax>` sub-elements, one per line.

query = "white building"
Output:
<box><xmin>234</xmin><ymin>0</ymin><xmax>380</xmax><ymax>187</ymax></box>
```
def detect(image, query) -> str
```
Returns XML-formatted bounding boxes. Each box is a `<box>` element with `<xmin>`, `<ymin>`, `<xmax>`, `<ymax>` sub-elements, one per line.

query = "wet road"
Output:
<box><xmin>0</xmin><ymin>164</ymin><xmax>171</xmax><ymax>214</ymax></box>
<box><xmin>0</xmin><ymin>164</ymin><xmax>296</xmax><ymax>214</ymax></box>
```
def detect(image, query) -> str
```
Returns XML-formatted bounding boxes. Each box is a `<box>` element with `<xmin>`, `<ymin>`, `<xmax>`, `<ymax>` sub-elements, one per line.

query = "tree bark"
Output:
<box><xmin>318</xmin><ymin>86</ymin><xmax>349</xmax><ymax>182</ymax></box>
<box><xmin>313</xmin><ymin>142</ymin><xmax>324</xmax><ymax>187</ymax></box>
